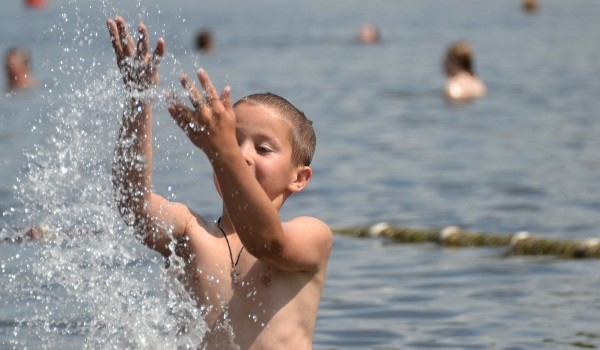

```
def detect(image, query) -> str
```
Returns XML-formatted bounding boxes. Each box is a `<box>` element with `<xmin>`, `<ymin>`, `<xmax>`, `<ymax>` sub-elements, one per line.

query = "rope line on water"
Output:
<box><xmin>333</xmin><ymin>223</ymin><xmax>600</xmax><ymax>259</ymax></box>
<box><xmin>2</xmin><ymin>223</ymin><xmax>598</xmax><ymax>258</ymax></box>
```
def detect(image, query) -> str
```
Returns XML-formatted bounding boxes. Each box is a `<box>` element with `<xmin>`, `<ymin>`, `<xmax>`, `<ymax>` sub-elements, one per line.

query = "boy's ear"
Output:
<box><xmin>288</xmin><ymin>165</ymin><xmax>312</xmax><ymax>193</ymax></box>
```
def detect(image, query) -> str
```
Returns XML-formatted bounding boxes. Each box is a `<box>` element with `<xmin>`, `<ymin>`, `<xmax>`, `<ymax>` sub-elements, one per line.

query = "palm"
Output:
<box><xmin>107</xmin><ymin>17</ymin><xmax>164</xmax><ymax>93</ymax></box>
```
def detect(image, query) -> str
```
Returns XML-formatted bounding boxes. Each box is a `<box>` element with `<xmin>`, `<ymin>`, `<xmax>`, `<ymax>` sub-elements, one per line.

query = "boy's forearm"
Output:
<box><xmin>213</xmin><ymin>148</ymin><xmax>285</xmax><ymax>258</ymax></box>
<box><xmin>112</xmin><ymin>98</ymin><xmax>154</xmax><ymax>227</ymax></box>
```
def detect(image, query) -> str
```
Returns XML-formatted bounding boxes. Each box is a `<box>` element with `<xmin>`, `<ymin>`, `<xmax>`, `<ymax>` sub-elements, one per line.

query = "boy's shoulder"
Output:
<box><xmin>285</xmin><ymin>216</ymin><xmax>331</xmax><ymax>234</ymax></box>
<box><xmin>283</xmin><ymin>216</ymin><xmax>333</xmax><ymax>259</ymax></box>
<box><xmin>182</xmin><ymin>209</ymin><xmax>213</xmax><ymax>236</ymax></box>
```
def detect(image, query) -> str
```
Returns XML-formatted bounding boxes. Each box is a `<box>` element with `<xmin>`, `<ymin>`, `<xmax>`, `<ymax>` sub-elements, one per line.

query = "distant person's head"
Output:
<box><xmin>5</xmin><ymin>47</ymin><xmax>37</xmax><ymax>91</ymax></box>
<box><xmin>356</xmin><ymin>24</ymin><xmax>380</xmax><ymax>44</ymax></box>
<box><xmin>195</xmin><ymin>29</ymin><xmax>214</xmax><ymax>52</ymax></box>
<box><xmin>443</xmin><ymin>41</ymin><xmax>476</xmax><ymax>77</ymax></box>
<box><xmin>25</xmin><ymin>0</ymin><xmax>47</xmax><ymax>9</ymax></box>
<box><xmin>523</xmin><ymin>0</ymin><xmax>539</xmax><ymax>13</ymax></box>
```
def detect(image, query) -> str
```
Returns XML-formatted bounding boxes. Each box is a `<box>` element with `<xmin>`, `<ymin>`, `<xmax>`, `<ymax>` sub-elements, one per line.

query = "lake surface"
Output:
<box><xmin>1</xmin><ymin>0</ymin><xmax>599</xmax><ymax>349</ymax></box>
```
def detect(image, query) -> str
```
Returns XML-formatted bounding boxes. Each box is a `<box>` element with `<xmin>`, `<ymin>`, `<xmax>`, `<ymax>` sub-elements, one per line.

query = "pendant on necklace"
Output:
<box><xmin>217</xmin><ymin>217</ymin><xmax>244</xmax><ymax>285</ymax></box>
<box><xmin>231</xmin><ymin>268</ymin><xmax>241</xmax><ymax>285</ymax></box>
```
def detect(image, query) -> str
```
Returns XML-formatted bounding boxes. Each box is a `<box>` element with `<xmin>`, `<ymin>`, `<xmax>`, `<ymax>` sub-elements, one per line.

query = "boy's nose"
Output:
<box><xmin>239</xmin><ymin>143</ymin><xmax>254</xmax><ymax>166</ymax></box>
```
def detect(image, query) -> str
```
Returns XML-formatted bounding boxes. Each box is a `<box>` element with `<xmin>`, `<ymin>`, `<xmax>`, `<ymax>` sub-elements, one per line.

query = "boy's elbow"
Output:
<box><xmin>251</xmin><ymin>238</ymin><xmax>285</xmax><ymax>261</ymax></box>
<box><xmin>113</xmin><ymin>189</ymin><xmax>150</xmax><ymax>229</ymax></box>
<box><xmin>116</xmin><ymin>203</ymin><xmax>139</xmax><ymax>227</ymax></box>
<box><xmin>112</xmin><ymin>179</ymin><xmax>151</xmax><ymax>223</ymax></box>
<box><xmin>115</xmin><ymin>203</ymin><xmax>158</xmax><ymax>244</ymax></box>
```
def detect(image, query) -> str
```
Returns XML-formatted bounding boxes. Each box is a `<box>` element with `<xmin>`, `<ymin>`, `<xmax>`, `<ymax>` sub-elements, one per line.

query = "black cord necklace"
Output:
<box><xmin>217</xmin><ymin>217</ymin><xmax>244</xmax><ymax>285</ymax></box>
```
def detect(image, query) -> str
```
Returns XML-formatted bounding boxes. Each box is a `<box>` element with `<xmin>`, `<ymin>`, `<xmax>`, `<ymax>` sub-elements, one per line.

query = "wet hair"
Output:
<box><xmin>233</xmin><ymin>92</ymin><xmax>316</xmax><ymax>167</ymax></box>
<box><xmin>445</xmin><ymin>41</ymin><xmax>475</xmax><ymax>75</ymax></box>
<box><xmin>523</xmin><ymin>0</ymin><xmax>539</xmax><ymax>13</ymax></box>
<box><xmin>195</xmin><ymin>29</ymin><xmax>214</xmax><ymax>52</ymax></box>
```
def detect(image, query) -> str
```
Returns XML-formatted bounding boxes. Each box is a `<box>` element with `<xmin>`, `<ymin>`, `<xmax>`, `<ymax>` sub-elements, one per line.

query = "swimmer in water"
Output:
<box><xmin>195</xmin><ymin>28</ymin><xmax>215</xmax><ymax>52</ymax></box>
<box><xmin>4</xmin><ymin>47</ymin><xmax>37</xmax><ymax>92</ymax></box>
<box><xmin>442</xmin><ymin>41</ymin><xmax>486</xmax><ymax>101</ymax></box>
<box><xmin>356</xmin><ymin>23</ymin><xmax>380</xmax><ymax>44</ymax></box>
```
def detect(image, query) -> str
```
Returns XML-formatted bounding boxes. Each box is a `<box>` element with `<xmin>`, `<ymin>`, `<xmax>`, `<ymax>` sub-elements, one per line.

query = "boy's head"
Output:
<box><xmin>233</xmin><ymin>92</ymin><xmax>316</xmax><ymax>167</ymax></box>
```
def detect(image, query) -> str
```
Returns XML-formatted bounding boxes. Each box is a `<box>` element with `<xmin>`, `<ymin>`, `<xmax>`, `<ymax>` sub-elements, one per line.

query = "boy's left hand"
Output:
<box><xmin>168</xmin><ymin>70</ymin><xmax>236</xmax><ymax>156</ymax></box>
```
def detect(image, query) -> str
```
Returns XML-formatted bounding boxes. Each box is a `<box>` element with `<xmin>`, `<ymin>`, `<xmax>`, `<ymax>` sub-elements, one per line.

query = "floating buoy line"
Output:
<box><xmin>333</xmin><ymin>224</ymin><xmax>600</xmax><ymax>259</ymax></box>
<box><xmin>2</xmin><ymin>223</ymin><xmax>599</xmax><ymax>258</ymax></box>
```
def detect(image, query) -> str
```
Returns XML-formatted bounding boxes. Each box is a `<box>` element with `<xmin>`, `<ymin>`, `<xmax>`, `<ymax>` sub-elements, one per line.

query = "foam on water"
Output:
<box><xmin>2</xmin><ymin>0</ymin><xmax>207</xmax><ymax>348</ymax></box>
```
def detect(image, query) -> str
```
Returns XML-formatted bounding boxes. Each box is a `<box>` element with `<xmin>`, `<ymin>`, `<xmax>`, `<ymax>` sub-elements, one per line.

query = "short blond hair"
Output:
<box><xmin>234</xmin><ymin>93</ymin><xmax>316</xmax><ymax>167</ymax></box>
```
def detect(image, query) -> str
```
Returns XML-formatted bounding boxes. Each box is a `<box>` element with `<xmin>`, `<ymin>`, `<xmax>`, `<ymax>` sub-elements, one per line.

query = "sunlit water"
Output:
<box><xmin>1</xmin><ymin>0</ymin><xmax>600</xmax><ymax>349</ymax></box>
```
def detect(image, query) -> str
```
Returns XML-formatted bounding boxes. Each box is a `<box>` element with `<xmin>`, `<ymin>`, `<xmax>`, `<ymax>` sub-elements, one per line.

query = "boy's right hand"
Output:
<box><xmin>107</xmin><ymin>16</ymin><xmax>164</xmax><ymax>93</ymax></box>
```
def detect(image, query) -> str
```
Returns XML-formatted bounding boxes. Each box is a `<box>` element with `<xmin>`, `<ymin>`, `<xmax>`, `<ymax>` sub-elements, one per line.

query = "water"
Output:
<box><xmin>1</xmin><ymin>0</ymin><xmax>600</xmax><ymax>349</ymax></box>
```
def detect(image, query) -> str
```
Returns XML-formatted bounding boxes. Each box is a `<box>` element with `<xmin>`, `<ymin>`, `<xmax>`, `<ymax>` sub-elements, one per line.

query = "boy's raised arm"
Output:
<box><xmin>108</xmin><ymin>17</ymin><xmax>190</xmax><ymax>256</ymax></box>
<box><xmin>168</xmin><ymin>71</ymin><xmax>332</xmax><ymax>273</ymax></box>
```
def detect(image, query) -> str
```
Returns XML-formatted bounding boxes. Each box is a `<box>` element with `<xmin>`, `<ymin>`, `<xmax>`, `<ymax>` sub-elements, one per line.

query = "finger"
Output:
<box><xmin>137</xmin><ymin>23</ymin><xmax>150</xmax><ymax>59</ymax></box>
<box><xmin>151</xmin><ymin>38</ymin><xmax>165</xmax><ymax>67</ymax></box>
<box><xmin>116</xmin><ymin>16</ymin><xmax>135</xmax><ymax>56</ymax></box>
<box><xmin>180</xmin><ymin>74</ymin><xmax>205</xmax><ymax>109</ymax></box>
<box><xmin>221</xmin><ymin>86</ymin><xmax>232</xmax><ymax>111</ymax></box>
<box><xmin>149</xmin><ymin>38</ymin><xmax>164</xmax><ymax>76</ymax></box>
<box><xmin>106</xmin><ymin>19</ymin><xmax>123</xmax><ymax>58</ymax></box>
<box><xmin>168</xmin><ymin>102</ymin><xmax>194</xmax><ymax>132</ymax></box>
<box><xmin>197</xmin><ymin>69</ymin><xmax>220</xmax><ymax>106</ymax></box>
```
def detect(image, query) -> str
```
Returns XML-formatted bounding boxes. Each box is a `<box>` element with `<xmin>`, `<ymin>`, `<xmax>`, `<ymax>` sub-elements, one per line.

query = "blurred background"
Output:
<box><xmin>1</xmin><ymin>0</ymin><xmax>599</xmax><ymax>349</ymax></box>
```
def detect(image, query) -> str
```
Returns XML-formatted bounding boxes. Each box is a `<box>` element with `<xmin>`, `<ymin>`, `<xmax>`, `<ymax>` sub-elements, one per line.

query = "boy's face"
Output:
<box><xmin>233</xmin><ymin>102</ymin><xmax>305</xmax><ymax>205</ymax></box>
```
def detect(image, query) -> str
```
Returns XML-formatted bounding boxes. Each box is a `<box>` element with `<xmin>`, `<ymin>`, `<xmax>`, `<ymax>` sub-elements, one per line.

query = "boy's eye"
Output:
<box><xmin>256</xmin><ymin>146</ymin><xmax>272</xmax><ymax>154</ymax></box>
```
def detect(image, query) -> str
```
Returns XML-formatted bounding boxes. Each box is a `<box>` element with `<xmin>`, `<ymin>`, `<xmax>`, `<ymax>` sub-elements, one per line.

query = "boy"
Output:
<box><xmin>107</xmin><ymin>16</ymin><xmax>332</xmax><ymax>349</ymax></box>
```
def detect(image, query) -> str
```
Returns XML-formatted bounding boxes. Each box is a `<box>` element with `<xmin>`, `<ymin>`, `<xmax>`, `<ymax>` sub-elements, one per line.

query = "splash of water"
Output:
<box><xmin>2</xmin><ymin>1</ymin><xmax>206</xmax><ymax>348</ymax></box>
